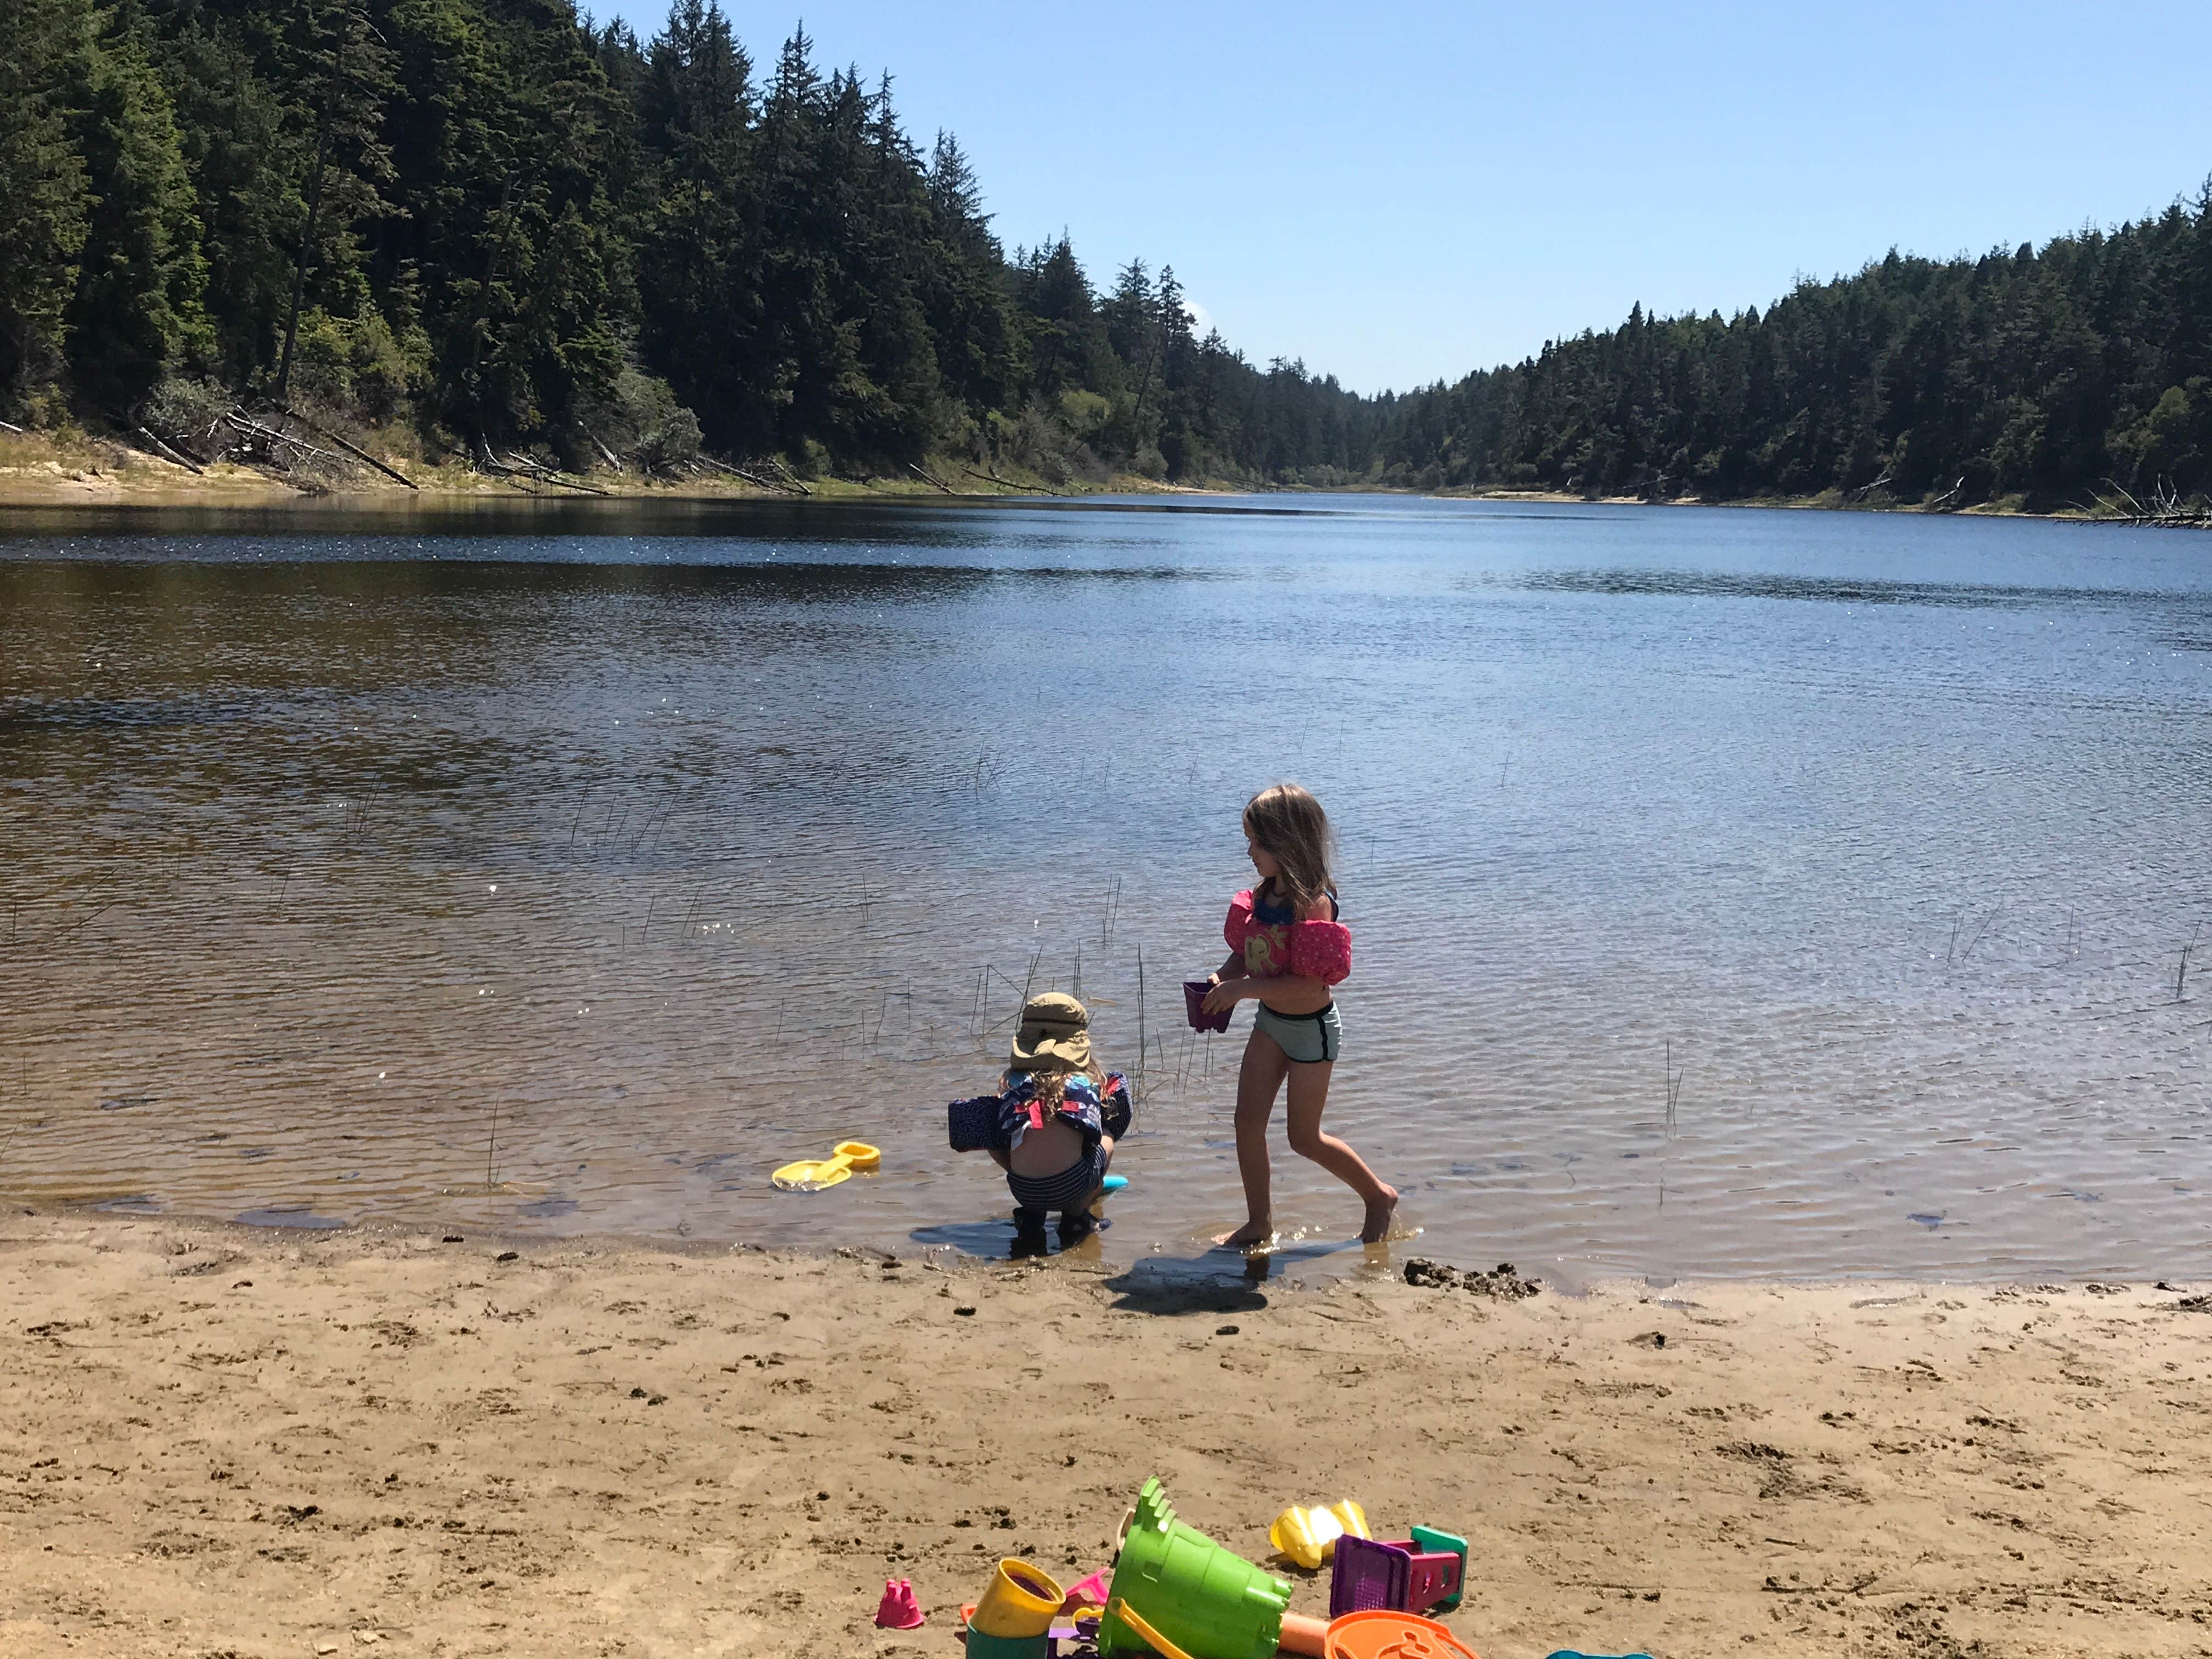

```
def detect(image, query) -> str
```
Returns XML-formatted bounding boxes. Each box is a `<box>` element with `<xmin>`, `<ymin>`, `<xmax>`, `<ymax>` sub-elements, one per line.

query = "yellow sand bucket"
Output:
<box><xmin>970</xmin><ymin>1558</ymin><xmax>1064</xmax><ymax>1638</ymax></box>
<box><xmin>769</xmin><ymin>1140</ymin><xmax>882</xmax><ymax>1191</ymax></box>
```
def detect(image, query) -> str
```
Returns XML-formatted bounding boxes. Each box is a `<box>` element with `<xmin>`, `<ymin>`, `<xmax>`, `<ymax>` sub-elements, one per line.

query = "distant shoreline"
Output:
<box><xmin>0</xmin><ymin>427</ymin><xmax>1215</xmax><ymax>511</ymax></box>
<box><xmin>0</xmin><ymin>427</ymin><xmax>2169</xmax><ymax>524</ymax></box>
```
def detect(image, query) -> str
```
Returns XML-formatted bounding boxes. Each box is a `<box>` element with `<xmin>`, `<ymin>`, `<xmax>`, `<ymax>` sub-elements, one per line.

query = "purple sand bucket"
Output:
<box><xmin>1330</xmin><ymin>1534</ymin><xmax>1412</xmax><ymax>1619</ymax></box>
<box><xmin>1183</xmin><ymin>979</ymin><xmax>1233</xmax><ymax>1034</ymax></box>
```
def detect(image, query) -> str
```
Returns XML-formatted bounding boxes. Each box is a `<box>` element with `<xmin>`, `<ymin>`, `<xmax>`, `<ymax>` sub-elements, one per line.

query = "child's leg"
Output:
<box><xmin>1213</xmin><ymin>1031</ymin><xmax>1291</xmax><ymax>1246</ymax></box>
<box><xmin>1282</xmin><ymin>1061</ymin><xmax>1399</xmax><ymax>1243</ymax></box>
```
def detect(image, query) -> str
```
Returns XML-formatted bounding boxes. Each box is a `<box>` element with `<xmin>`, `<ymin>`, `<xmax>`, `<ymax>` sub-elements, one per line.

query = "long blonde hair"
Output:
<box><xmin>1244</xmin><ymin>782</ymin><xmax>1336</xmax><ymax>915</ymax></box>
<box><xmin>998</xmin><ymin>1058</ymin><xmax>1109</xmax><ymax>1110</ymax></box>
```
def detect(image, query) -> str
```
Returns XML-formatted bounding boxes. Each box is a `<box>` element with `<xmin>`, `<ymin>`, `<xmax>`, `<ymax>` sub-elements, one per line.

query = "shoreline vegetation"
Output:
<box><xmin>5</xmin><ymin>2</ymin><xmax>2212</xmax><ymax>521</ymax></box>
<box><xmin>4</xmin><ymin>1207</ymin><xmax>2210</xmax><ymax>1657</ymax></box>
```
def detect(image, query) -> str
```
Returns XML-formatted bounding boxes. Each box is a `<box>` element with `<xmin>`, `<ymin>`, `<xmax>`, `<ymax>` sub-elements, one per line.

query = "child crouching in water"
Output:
<box><xmin>970</xmin><ymin>994</ymin><xmax>1132</xmax><ymax>1245</ymax></box>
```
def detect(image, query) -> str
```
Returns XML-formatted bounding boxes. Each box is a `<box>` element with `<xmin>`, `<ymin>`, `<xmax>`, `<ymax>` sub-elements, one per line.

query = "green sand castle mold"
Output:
<box><xmin>1098</xmin><ymin>1477</ymin><xmax>1291</xmax><ymax>1659</ymax></box>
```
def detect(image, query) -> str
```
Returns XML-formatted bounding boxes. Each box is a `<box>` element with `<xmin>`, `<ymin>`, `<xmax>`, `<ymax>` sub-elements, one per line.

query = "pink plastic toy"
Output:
<box><xmin>1062</xmin><ymin>1575</ymin><xmax>1115</xmax><ymax>1610</ymax></box>
<box><xmin>874</xmin><ymin>1577</ymin><xmax>927</xmax><ymax>1629</ymax></box>
<box><xmin>1062</xmin><ymin>1567</ymin><xmax>1113</xmax><ymax>1609</ymax></box>
<box><xmin>1329</xmin><ymin>1533</ymin><xmax>1463</xmax><ymax>1620</ymax></box>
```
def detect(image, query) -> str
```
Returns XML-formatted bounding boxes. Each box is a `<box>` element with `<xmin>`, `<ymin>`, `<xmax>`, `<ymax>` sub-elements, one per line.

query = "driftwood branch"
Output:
<box><xmin>961</xmin><ymin>464</ymin><xmax>1063</xmax><ymax>497</ymax></box>
<box><xmin>695</xmin><ymin>454</ymin><xmax>803</xmax><ymax>495</ymax></box>
<box><xmin>276</xmin><ymin>407</ymin><xmax>417</xmax><ymax>489</ymax></box>
<box><xmin>2084</xmin><ymin>475</ymin><xmax>2212</xmax><ymax>527</ymax></box>
<box><xmin>907</xmin><ymin>462</ymin><xmax>955</xmax><ymax>495</ymax></box>
<box><xmin>136</xmin><ymin>426</ymin><xmax>205</xmax><ymax>474</ymax></box>
<box><xmin>766</xmin><ymin>456</ymin><xmax>812</xmax><ymax>496</ymax></box>
<box><xmin>0</xmin><ymin>419</ymin><xmax>24</xmax><ymax>435</ymax></box>
<box><xmin>736</xmin><ymin>465</ymin><xmax>804</xmax><ymax>495</ymax></box>
<box><xmin>475</xmin><ymin>441</ymin><xmax>611</xmax><ymax>495</ymax></box>
<box><xmin>532</xmin><ymin>471</ymin><xmax>611</xmax><ymax>495</ymax></box>
<box><xmin>225</xmin><ymin>410</ymin><xmax>348</xmax><ymax>467</ymax></box>
<box><xmin>581</xmin><ymin>426</ymin><xmax>623</xmax><ymax>473</ymax></box>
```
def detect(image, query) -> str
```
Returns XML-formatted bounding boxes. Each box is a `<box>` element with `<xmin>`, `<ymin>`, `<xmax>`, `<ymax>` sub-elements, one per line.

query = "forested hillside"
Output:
<box><xmin>3</xmin><ymin>0</ymin><xmax>2209</xmax><ymax>506</ymax></box>
<box><xmin>1377</xmin><ymin>205</ymin><xmax>2212</xmax><ymax>509</ymax></box>
<box><xmin>0</xmin><ymin>0</ymin><xmax>1378</xmax><ymax>484</ymax></box>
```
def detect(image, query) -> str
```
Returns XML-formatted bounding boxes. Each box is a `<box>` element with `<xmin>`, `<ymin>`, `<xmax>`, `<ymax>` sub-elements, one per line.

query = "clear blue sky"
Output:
<box><xmin>590</xmin><ymin>0</ymin><xmax>2212</xmax><ymax>394</ymax></box>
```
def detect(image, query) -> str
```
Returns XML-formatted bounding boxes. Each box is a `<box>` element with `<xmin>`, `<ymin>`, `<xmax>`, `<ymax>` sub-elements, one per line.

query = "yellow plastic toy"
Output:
<box><xmin>1268</xmin><ymin>1499</ymin><xmax>1370</xmax><ymax>1571</ymax></box>
<box><xmin>769</xmin><ymin>1141</ymin><xmax>881</xmax><ymax>1191</ymax></box>
<box><xmin>1106</xmin><ymin>1599</ymin><xmax>1198</xmax><ymax>1659</ymax></box>
<box><xmin>970</xmin><ymin>1558</ymin><xmax>1065</xmax><ymax>1638</ymax></box>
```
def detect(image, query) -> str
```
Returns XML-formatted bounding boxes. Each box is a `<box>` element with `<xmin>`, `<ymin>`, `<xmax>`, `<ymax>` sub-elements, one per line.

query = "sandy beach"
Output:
<box><xmin>3</xmin><ymin>1210</ymin><xmax>2209</xmax><ymax>1658</ymax></box>
<box><xmin>0</xmin><ymin>429</ymin><xmax>2106</xmax><ymax>517</ymax></box>
<box><xmin>0</xmin><ymin>429</ymin><xmax>1209</xmax><ymax>507</ymax></box>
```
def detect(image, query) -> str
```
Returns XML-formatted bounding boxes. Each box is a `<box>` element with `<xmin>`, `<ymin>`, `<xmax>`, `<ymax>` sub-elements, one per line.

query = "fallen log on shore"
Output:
<box><xmin>960</xmin><ymin>464</ymin><xmax>1063</xmax><ymax>497</ymax></box>
<box><xmin>137</xmin><ymin>426</ymin><xmax>205</xmax><ymax>475</ymax></box>
<box><xmin>277</xmin><ymin>407</ymin><xmax>417</xmax><ymax>489</ymax></box>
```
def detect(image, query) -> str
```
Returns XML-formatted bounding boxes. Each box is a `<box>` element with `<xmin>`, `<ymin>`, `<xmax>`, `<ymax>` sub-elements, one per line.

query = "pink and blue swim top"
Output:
<box><xmin>946</xmin><ymin>1072</ymin><xmax>1132</xmax><ymax>1153</ymax></box>
<box><xmin>1225</xmin><ymin>883</ymin><xmax>1352</xmax><ymax>984</ymax></box>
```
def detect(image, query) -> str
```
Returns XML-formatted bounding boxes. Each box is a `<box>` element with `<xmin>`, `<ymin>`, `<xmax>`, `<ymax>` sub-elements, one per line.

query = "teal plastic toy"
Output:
<box><xmin>963</xmin><ymin>1633</ymin><xmax>1049</xmax><ymax>1659</ymax></box>
<box><xmin>1098</xmin><ymin>1477</ymin><xmax>1290</xmax><ymax>1659</ymax></box>
<box><xmin>1410</xmin><ymin>1525</ymin><xmax>1468</xmax><ymax>1611</ymax></box>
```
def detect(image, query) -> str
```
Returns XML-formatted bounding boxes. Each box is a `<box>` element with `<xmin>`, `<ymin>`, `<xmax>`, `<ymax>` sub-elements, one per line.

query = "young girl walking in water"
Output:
<box><xmin>1201</xmin><ymin>783</ymin><xmax>1397</xmax><ymax>1246</ymax></box>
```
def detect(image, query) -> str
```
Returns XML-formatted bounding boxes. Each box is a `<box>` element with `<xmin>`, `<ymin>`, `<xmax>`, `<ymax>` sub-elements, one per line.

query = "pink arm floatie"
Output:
<box><xmin>1224</xmin><ymin>889</ymin><xmax>1257</xmax><ymax>952</ymax></box>
<box><xmin>1286</xmin><ymin>919</ymin><xmax>1353</xmax><ymax>984</ymax></box>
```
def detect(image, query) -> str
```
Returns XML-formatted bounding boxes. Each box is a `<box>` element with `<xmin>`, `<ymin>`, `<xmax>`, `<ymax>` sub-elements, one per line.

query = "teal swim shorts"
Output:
<box><xmin>1252</xmin><ymin>1001</ymin><xmax>1341</xmax><ymax>1064</ymax></box>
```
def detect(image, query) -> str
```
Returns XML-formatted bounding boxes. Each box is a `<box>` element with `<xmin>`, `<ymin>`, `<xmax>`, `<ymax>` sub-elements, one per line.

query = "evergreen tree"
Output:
<box><xmin>922</xmin><ymin>132</ymin><xmax>1022</xmax><ymax>421</ymax></box>
<box><xmin>152</xmin><ymin>14</ymin><xmax>303</xmax><ymax>389</ymax></box>
<box><xmin>0</xmin><ymin>0</ymin><xmax>94</xmax><ymax>405</ymax></box>
<box><xmin>633</xmin><ymin>0</ymin><xmax>758</xmax><ymax>445</ymax></box>
<box><xmin>65</xmin><ymin>7</ymin><xmax>211</xmax><ymax>414</ymax></box>
<box><xmin>1012</xmin><ymin>236</ymin><xmax>1110</xmax><ymax>399</ymax></box>
<box><xmin>267</xmin><ymin>0</ymin><xmax>398</xmax><ymax>407</ymax></box>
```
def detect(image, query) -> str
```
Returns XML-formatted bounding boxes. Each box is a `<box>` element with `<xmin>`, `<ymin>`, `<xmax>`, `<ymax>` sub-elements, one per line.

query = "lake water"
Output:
<box><xmin>2</xmin><ymin>493</ymin><xmax>2208</xmax><ymax>1284</ymax></box>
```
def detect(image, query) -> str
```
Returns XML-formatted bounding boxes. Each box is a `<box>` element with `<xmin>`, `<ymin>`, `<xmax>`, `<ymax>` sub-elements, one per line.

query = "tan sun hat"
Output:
<box><xmin>1009</xmin><ymin>991</ymin><xmax>1092</xmax><ymax>1071</ymax></box>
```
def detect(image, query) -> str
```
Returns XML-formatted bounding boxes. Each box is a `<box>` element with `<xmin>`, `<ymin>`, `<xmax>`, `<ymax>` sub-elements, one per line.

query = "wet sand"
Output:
<box><xmin>4</xmin><ymin>1210</ymin><xmax>2210</xmax><ymax>1658</ymax></box>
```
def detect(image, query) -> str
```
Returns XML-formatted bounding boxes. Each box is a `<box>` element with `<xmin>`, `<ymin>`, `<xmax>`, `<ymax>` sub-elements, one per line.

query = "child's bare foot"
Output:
<box><xmin>1359</xmin><ymin>1186</ymin><xmax>1400</xmax><ymax>1244</ymax></box>
<box><xmin>1212</xmin><ymin>1218</ymin><xmax>1273</xmax><ymax>1249</ymax></box>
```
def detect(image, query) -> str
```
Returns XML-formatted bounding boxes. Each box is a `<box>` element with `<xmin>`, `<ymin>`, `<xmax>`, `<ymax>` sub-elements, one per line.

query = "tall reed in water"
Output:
<box><xmin>1135</xmin><ymin>944</ymin><xmax>1147</xmax><ymax>1099</ymax></box>
<box><xmin>0</xmin><ymin>1060</ymin><xmax>26</xmax><ymax>1169</ymax></box>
